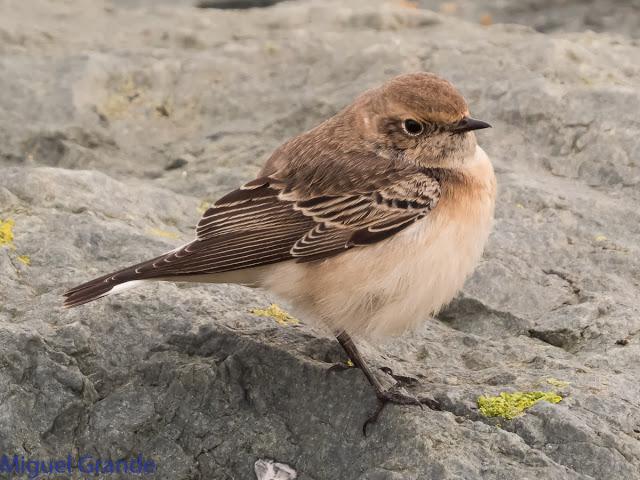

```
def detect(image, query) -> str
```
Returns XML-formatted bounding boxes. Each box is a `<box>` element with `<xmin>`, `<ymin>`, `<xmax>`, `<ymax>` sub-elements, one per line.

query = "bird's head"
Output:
<box><xmin>353</xmin><ymin>72</ymin><xmax>490</xmax><ymax>167</ymax></box>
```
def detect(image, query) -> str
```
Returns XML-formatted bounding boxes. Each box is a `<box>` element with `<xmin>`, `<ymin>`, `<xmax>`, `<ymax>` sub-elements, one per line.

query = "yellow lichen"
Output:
<box><xmin>147</xmin><ymin>228</ymin><xmax>180</xmax><ymax>239</ymax></box>
<box><xmin>198</xmin><ymin>200</ymin><xmax>212</xmax><ymax>214</ymax></box>
<box><xmin>546</xmin><ymin>377</ymin><xmax>570</xmax><ymax>388</ymax></box>
<box><xmin>594</xmin><ymin>234</ymin><xmax>607</xmax><ymax>242</ymax></box>
<box><xmin>478</xmin><ymin>391</ymin><xmax>562</xmax><ymax>419</ymax></box>
<box><xmin>250</xmin><ymin>304</ymin><xmax>299</xmax><ymax>326</ymax></box>
<box><xmin>0</xmin><ymin>219</ymin><xmax>16</xmax><ymax>249</ymax></box>
<box><xmin>264</xmin><ymin>42</ymin><xmax>279</xmax><ymax>55</ymax></box>
<box><xmin>0</xmin><ymin>220</ymin><xmax>31</xmax><ymax>265</ymax></box>
<box><xmin>345</xmin><ymin>359</ymin><xmax>354</xmax><ymax>367</ymax></box>
<box><xmin>101</xmin><ymin>77</ymin><xmax>142</xmax><ymax>119</ymax></box>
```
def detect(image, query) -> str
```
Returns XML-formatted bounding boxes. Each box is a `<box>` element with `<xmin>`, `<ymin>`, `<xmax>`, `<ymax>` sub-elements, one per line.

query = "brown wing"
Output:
<box><xmin>158</xmin><ymin>169</ymin><xmax>440</xmax><ymax>271</ymax></box>
<box><xmin>289</xmin><ymin>171</ymin><xmax>440</xmax><ymax>255</ymax></box>
<box><xmin>63</xmin><ymin>179</ymin><xmax>312</xmax><ymax>307</ymax></box>
<box><xmin>63</xmin><ymin>168</ymin><xmax>440</xmax><ymax>307</ymax></box>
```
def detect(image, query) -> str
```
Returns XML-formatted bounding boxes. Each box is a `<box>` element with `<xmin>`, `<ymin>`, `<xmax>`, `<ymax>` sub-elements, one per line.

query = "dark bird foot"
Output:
<box><xmin>379</xmin><ymin>366</ymin><xmax>419</xmax><ymax>387</ymax></box>
<box><xmin>327</xmin><ymin>363</ymin><xmax>418</xmax><ymax>387</ymax></box>
<box><xmin>363</xmin><ymin>387</ymin><xmax>441</xmax><ymax>435</ymax></box>
<box><xmin>326</xmin><ymin>361</ymin><xmax>354</xmax><ymax>374</ymax></box>
<box><xmin>333</xmin><ymin>331</ymin><xmax>440</xmax><ymax>436</ymax></box>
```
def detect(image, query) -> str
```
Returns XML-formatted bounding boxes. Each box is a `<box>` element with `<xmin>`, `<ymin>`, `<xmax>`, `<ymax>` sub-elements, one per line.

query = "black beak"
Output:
<box><xmin>452</xmin><ymin>116</ymin><xmax>492</xmax><ymax>134</ymax></box>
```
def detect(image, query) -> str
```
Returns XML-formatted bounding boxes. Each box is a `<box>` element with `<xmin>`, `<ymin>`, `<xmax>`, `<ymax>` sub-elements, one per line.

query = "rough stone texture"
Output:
<box><xmin>1</xmin><ymin>0</ymin><xmax>639</xmax><ymax>479</ymax></box>
<box><xmin>419</xmin><ymin>0</ymin><xmax>640</xmax><ymax>37</ymax></box>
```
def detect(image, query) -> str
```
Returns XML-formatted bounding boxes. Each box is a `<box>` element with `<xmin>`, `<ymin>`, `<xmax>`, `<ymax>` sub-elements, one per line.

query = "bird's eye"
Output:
<box><xmin>402</xmin><ymin>119</ymin><xmax>424</xmax><ymax>136</ymax></box>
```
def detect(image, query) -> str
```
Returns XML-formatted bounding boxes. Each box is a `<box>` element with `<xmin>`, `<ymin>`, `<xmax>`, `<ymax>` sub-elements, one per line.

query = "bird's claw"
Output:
<box><xmin>362</xmin><ymin>387</ymin><xmax>441</xmax><ymax>436</ymax></box>
<box><xmin>379</xmin><ymin>366</ymin><xmax>420</xmax><ymax>386</ymax></box>
<box><xmin>326</xmin><ymin>362</ymin><xmax>354</xmax><ymax>374</ymax></box>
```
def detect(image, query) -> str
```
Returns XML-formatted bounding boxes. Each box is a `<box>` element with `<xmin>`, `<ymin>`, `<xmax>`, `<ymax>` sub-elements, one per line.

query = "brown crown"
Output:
<box><xmin>373</xmin><ymin>72</ymin><xmax>469</xmax><ymax>124</ymax></box>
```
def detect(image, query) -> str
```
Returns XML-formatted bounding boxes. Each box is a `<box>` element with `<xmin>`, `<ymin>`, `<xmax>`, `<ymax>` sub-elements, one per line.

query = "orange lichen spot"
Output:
<box><xmin>480</xmin><ymin>13</ymin><xmax>493</xmax><ymax>26</ymax></box>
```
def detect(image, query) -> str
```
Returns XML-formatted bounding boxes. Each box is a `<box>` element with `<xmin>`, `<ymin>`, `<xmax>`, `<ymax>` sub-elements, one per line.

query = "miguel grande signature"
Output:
<box><xmin>0</xmin><ymin>453</ymin><xmax>156</xmax><ymax>478</ymax></box>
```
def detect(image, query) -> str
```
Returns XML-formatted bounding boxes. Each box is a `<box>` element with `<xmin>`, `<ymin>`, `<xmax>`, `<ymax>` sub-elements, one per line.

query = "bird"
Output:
<box><xmin>64</xmin><ymin>72</ymin><xmax>496</xmax><ymax>430</ymax></box>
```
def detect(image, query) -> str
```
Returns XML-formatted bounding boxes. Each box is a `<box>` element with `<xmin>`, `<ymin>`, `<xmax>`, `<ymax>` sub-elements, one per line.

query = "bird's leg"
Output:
<box><xmin>329</xmin><ymin>338</ymin><xmax>418</xmax><ymax>384</ymax></box>
<box><xmin>335</xmin><ymin>332</ymin><xmax>387</xmax><ymax>392</ymax></box>
<box><xmin>334</xmin><ymin>331</ymin><xmax>441</xmax><ymax>434</ymax></box>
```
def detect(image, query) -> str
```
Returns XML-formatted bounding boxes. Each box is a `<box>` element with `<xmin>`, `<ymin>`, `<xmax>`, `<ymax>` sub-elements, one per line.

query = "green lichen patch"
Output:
<box><xmin>250</xmin><ymin>304</ymin><xmax>299</xmax><ymax>326</ymax></box>
<box><xmin>478</xmin><ymin>391</ymin><xmax>562</xmax><ymax>419</ymax></box>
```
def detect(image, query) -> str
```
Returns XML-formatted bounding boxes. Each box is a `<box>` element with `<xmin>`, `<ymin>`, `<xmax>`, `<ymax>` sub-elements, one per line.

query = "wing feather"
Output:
<box><xmin>64</xmin><ymin>168</ymin><xmax>442</xmax><ymax>307</ymax></box>
<box><xmin>169</xmin><ymin>170</ymin><xmax>441</xmax><ymax>271</ymax></box>
<box><xmin>65</xmin><ymin>126</ymin><xmax>454</xmax><ymax>310</ymax></box>
<box><xmin>287</xmin><ymin>171</ymin><xmax>440</xmax><ymax>256</ymax></box>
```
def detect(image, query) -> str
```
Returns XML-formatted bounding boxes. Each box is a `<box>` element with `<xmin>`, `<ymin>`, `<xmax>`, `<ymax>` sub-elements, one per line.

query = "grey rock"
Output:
<box><xmin>418</xmin><ymin>0</ymin><xmax>640</xmax><ymax>37</ymax></box>
<box><xmin>1</xmin><ymin>0</ymin><xmax>639</xmax><ymax>479</ymax></box>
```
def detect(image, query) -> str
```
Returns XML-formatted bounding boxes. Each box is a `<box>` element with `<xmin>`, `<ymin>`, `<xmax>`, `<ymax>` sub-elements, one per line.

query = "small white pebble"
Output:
<box><xmin>254</xmin><ymin>459</ymin><xmax>297</xmax><ymax>480</ymax></box>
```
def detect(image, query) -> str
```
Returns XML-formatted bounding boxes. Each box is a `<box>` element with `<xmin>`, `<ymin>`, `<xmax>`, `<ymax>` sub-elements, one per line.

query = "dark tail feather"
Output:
<box><xmin>63</xmin><ymin>269</ymin><xmax>138</xmax><ymax>308</ymax></box>
<box><xmin>63</xmin><ymin>253</ymin><xmax>169</xmax><ymax>308</ymax></box>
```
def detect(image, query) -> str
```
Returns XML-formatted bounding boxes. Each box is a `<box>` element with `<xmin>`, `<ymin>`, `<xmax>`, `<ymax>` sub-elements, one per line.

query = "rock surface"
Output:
<box><xmin>1</xmin><ymin>0</ymin><xmax>639</xmax><ymax>479</ymax></box>
<box><xmin>419</xmin><ymin>0</ymin><xmax>640</xmax><ymax>37</ymax></box>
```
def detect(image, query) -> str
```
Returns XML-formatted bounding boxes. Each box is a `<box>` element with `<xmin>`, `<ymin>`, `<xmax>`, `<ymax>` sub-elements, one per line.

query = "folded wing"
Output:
<box><xmin>63</xmin><ymin>168</ymin><xmax>441</xmax><ymax>307</ymax></box>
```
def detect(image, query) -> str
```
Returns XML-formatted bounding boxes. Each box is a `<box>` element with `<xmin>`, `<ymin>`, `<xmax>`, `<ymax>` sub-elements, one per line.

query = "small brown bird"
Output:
<box><xmin>64</xmin><ymin>72</ymin><xmax>496</xmax><ymax>428</ymax></box>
